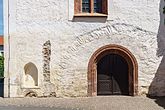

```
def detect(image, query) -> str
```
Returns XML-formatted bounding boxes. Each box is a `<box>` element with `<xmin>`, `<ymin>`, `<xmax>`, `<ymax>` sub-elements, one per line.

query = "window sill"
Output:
<box><xmin>74</xmin><ymin>13</ymin><xmax>108</xmax><ymax>17</ymax></box>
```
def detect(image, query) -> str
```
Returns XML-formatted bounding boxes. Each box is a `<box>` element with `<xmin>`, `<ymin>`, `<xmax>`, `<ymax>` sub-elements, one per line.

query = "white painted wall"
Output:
<box><xmin>4</xmin><ymin>0</ymin><xmax>165</xmax><ymax>97</ymax></box>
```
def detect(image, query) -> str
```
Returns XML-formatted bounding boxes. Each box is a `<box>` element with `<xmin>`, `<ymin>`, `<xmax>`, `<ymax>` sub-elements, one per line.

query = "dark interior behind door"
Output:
<box><xmin>97</xmin><ymin>54</ymin><xmax>129</xmax><ymax>95</ymax></box>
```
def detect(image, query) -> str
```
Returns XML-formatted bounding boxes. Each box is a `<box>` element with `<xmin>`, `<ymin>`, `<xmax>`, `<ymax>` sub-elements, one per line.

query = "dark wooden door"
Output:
<box><xmin>97</xmin><ymin>54</ymin><xmax>129</xmax><ymax>95</ymax></box>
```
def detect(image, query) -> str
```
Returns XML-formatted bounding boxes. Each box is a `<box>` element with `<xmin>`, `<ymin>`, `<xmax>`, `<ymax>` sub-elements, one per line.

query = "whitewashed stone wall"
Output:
<box><xmin>4</xmin><ymin>0</ymin><xmax>165</xmax><ymax>97</ymax></box>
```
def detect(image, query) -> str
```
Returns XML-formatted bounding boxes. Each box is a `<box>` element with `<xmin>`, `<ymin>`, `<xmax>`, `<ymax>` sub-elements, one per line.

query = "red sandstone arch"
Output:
<box><xmin>88</xmin><ymin>44</ymin><xmax>138</xmax><ymax>96</ymax></box>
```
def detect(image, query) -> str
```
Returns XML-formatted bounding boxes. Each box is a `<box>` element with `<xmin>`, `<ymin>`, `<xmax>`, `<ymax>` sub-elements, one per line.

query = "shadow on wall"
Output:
<box><xmin>72</xmin><ymin>17</ymin><xmax>107</xmax><ymax>23</ymax></box>
<box><xmin>148</xmin><ymin>0</ymin><xmax>165</xmax><ymax>109</ymax></box>
<box><xmin>24</xmin><ymin>62</ymin><xmax>38</xmax><ymax>87</ymax></box>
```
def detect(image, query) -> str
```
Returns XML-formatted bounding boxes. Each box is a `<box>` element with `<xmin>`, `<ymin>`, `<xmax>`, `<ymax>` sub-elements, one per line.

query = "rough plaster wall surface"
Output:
<box><xmin>7</xmin><ymin>0</ymin><xmax>164</xmax><ymax>97</ymax></box>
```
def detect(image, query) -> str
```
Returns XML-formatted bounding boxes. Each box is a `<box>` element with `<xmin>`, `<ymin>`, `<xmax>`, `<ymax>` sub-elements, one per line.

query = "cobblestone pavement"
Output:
<box><xmin>0</xmin><ymin>96</ymin><xmax>164</xmax><ymax>110</ymax></box>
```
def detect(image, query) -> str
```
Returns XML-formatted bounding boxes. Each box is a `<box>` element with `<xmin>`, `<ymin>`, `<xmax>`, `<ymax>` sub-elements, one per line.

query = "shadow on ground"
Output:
<box><xmin>155</xmin><ymin>97</ymin><xmax>165</xmax><ymax>109</ymax></box>
<box><xmin>147</xmin><ymin>96</ymin><xmax>165</xmax><ymax>109</ymax></box>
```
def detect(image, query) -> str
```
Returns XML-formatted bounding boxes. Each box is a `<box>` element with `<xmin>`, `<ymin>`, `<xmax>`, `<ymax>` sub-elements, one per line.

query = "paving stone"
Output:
<box><xmin>0</xmin><ymin>96</ymin><xmax>164</xmax><ymax>110</ymax></box>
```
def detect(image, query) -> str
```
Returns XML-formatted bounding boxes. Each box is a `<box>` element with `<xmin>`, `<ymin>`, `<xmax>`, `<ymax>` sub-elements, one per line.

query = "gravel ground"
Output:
<box><xmin>0</xmin><ymin>96</ymin><xmax>164</xmax><ymax>110</ymax></box>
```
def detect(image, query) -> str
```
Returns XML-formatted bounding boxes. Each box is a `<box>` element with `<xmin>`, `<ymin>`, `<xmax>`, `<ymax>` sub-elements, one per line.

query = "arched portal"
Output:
<box><xmin>88</xmin><ymin>44</ymin><xmax>138</xmax><ymax>96</ymax></box>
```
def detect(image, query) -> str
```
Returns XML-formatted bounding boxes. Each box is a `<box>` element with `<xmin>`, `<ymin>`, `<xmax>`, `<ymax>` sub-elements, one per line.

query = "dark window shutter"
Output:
<box><xmin>101</xmin><ymin>0</ymin><xmax>108</xmax><ymax>14</ymax></box>
<box><xmin>74</xmin><ymin>0</ymin><xmax>81</xmax><ymax>14</ymax></box>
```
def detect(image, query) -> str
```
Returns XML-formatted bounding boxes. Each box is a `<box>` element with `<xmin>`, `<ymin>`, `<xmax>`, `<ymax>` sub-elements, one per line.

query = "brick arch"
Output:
<box><xmin>88</xmin><ymin>44</ymin><xmax>138</xmax><ymax>96</ymax></box>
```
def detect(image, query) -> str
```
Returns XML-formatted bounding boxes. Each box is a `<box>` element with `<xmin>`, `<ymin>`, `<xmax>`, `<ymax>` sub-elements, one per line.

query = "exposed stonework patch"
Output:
<box><xmin>24</xmin><ymin>90</ymin><xmax>37</xmax><ymax>97</ymax></box>
<box><xmin>42</xmin><ymin>82</ymin><xmax>56</xmax><ymax>97</ymax></box>
<box><xmin>140</xmin><ymin>86</ymin><xmax>149</xmax><ymax>96</ymax></box>
<box><xmin>42</xmin><ymin>40</ymin><xmax>56</xmax><ymax>97</ymax></box>
<box><xmin>42</xmin><ymin>40</ymin><xmax>51</xmax><ymax>82</ymax></box>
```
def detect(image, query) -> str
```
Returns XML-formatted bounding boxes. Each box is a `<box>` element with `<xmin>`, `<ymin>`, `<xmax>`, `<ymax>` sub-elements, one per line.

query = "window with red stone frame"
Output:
<box><xmin>74</xmin><ymin>0</ymin><xmax>108</xmax><ymax>16</ymax></box>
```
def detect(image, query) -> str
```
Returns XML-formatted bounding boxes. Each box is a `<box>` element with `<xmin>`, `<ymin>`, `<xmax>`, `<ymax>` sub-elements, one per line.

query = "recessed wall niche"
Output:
<box><xmin>23</xmin><ymin>62</ymin><xmax>38</xmax><ymax>87</ymax></box>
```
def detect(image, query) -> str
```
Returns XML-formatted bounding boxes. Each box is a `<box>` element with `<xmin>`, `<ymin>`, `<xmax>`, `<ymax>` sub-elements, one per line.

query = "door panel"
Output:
<box><xmin>97</xmin><ymin>54</ymin><xmax>129</xmax><ymax>95</ymax></box>
<box><xmin>97</xmin><ymin>79</ymin><xmax>112</xmax><ymax>95</ymax></box>
<box><xmin>97</xmin><ymin>54</ymin><xmax>113</xmax><ymax>95</ymax></box>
